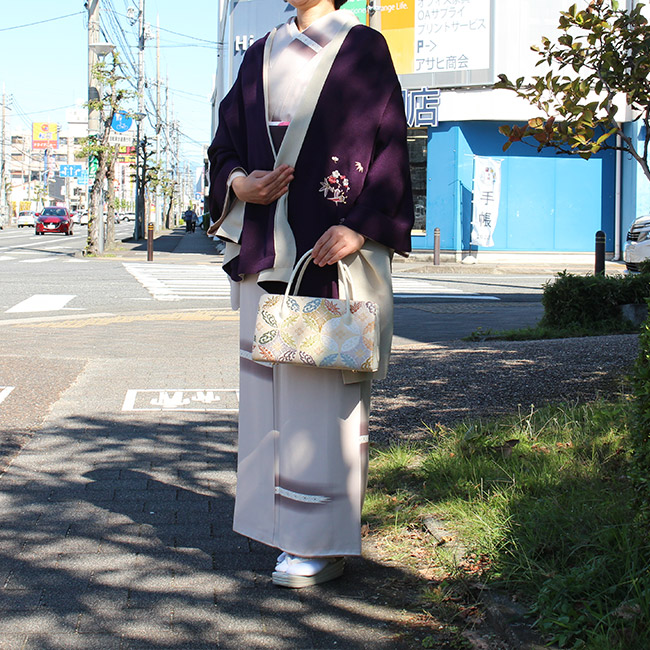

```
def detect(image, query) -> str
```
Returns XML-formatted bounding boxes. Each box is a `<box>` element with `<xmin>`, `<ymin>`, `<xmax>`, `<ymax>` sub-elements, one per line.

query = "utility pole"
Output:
<box><xmin>165</xmin><ymin>76</ymin><xmax>169</xmax><ymax>180</ymax></box>
<box><xmin>0</xmin><ymin>88</ymin><xmax>6</xmax><ymax>227</ymax></box>
<box><xmin>174</xmin><ymin>117</ymin><xmax>180</xmax><ymax>226</ymax></box>
<box><xmin>87</xmin><ymin>0</ymin><xmax>101</xmax><ymax>134</ymax></box>
<box><xmin>0</xmin><ymin>84</ymin><xmax>7</xmax><ymax>228</ymax></box>
<box><xmin>135</xmin><ymin>0</ymin><xmax>146</xmax><ymax>240</ymax></box>
<box><xmin>155</xmin><ymin>15</ymin><xmax>162</xmax><ymax>230</ymax></box>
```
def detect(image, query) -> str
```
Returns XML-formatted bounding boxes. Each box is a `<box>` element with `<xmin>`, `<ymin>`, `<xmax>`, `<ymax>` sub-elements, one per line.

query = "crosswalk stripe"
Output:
<box><xmin>123</xmin><ymin>263</ymin><xmax>231</xmax><ymax>301</ymax></box>
<box><xmin>123</xmin><ymin>263</ymin><xmax>497</xmax><ymax>302</ymax></box>
<box><xmin>22</xmin><ymin>257</ymin><xmax>59</xmax><ymax>264</ymax></box>
<box><xmin>392</xmin><ymin>277</ymin><xmax>498</xmax><ymax>299</ymax></box>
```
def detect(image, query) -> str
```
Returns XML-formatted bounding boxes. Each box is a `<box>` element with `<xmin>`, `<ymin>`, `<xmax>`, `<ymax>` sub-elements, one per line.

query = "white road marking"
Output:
<box><xmin>21</xmin><ymin>257</ymin><xmax>59</xmax><ymax>264</ymax></box>
<box><xmin>122</xmin><ymin>388</ymin><xmax>239</xmax><ymax>412</ymax></box>
<box><xmin>123</xmin><ymin>263</ymin><xmax>231</xmax><ymax>301</ymax></box>
<box><xmin>392</xmin><ymin>277</ymin><xmax>499</xmax><ymax>300</ymax></box>
<box><xmin>0</xmin><ymin>235</ymin><xmax>85</xmax><ymax>252</ymax></box>
<box><xmin>6</xmin><ymin>294</ymin><xmax>77</xmax><ymax>313</ymax></box>
<box><xmin>0</xmin><ymin>255</ymin><xmax>15</xmax><ymax>261</ymax></box>
<box><xmin>124</xmin><ymin>263</ymin><xmax>498</xmax><ymax>301</ymax></box>
<box><xmin>0</xmin><ymin>386</ymin><xmax>15</xmax><ymax>405</ymax></box>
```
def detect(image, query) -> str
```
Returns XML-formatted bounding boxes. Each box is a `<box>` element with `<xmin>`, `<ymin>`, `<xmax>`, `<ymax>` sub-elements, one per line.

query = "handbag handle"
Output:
<box><xmin>281</xmin><ymin>249</ymin><xmax>355</xmax><ymax>317</ymax></box>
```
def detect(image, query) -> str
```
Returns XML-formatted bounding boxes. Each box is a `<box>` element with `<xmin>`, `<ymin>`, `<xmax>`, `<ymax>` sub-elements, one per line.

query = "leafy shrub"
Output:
<box><xmin>542</xmin><ymin>271</ymin><xmax>650</xmax><ymax>330</ymax></box>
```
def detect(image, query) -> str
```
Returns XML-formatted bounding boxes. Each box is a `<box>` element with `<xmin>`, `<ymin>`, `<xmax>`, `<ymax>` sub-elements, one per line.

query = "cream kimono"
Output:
<box><xmin>209</xmin><ymin>9</ymin><xmax>414</xmax><ymax>557</ymax></box>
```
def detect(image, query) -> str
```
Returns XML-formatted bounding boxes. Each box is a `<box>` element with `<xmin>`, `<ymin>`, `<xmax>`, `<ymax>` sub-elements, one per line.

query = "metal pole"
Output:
<box><xmin>1</xmin><ymin>87</ymin><xmax>6</xmax><ymax>227</ymax></box>
<box><xmin>87</xmin><ymin>0</ymin><xmax>100</xmax><ymax>135</ymax></box>
<box><xmin>99</xmin><ymin>193</ymin><xmax>105</xmax><ymax>253</ymax></box>
<box><xmin>433</xmin><ymin>227</ymin><xmax>441</xmax><ymax>266</ymax></box>
<box><xmin>134</xmin><ymin>120</ymin><xmax>140</xmax><ymax>240</ymax></box>
<box><xmin>155</xmin><ymin>15</ymin><xmax>162</xmax><ymax>230</ymax></box>
<box><xmin>147</xmin><ymin>222</ymin><xmax>154</xmax><ymax>261</ymax></box>
<box><xmin>135</xmin><ymin>0</ymin><xmax>145</xmax><ymax>240</ymax></box>
<box><xmin>595</xmin><ymin>230</ymin><xmax>606</xmax><ymax>275</ymax></box>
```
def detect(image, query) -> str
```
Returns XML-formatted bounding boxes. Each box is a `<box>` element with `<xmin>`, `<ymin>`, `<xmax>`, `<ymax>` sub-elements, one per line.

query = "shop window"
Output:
<box><xmin>407</xmin><ymin>127</ymin><xmax>427</xmax><ymax>233</ymax></box>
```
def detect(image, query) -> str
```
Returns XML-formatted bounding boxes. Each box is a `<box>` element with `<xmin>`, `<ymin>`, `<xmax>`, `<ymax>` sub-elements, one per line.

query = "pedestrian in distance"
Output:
<box><xmin>207</xmin><ymin>0</ymin><xmax>414</xmax><ymax>588</ymax></box>
<box><xmin>183</xmin><ymin>207</ymin><xmax>197</xmax><ymax>233</ymax></box>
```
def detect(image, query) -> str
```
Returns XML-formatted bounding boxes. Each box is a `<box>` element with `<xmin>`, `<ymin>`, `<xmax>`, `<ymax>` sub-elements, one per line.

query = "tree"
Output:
<box><xmin>146</xmin><ymin>160</ymin><xmax>176</xmax><ymax>230</ymax></box>
<box><xmin>78</xmin><ymin>51</ymin><xmax>133</xmax><ymax>255</ymax></box>
<box><xmin>131</xmin><ymin>135</ymin><xmax>158</xmax><ymax>237</ymax></box>
<box><xmin>105</xmin><ymin>144</ymin><xmax>119</xmax><ymax>247</ymax></box>
<box><xmin>495</xmin><ymin>0</ymin><xmax>650</xmax><ymax>182</ymax></box>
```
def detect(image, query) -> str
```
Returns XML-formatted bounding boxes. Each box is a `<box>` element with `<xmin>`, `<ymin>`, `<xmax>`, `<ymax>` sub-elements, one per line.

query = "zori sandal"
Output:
<box><xmin>272</xmin><ymin>555</ymin><xmax>345</xmax><ymax>588</ymax></box>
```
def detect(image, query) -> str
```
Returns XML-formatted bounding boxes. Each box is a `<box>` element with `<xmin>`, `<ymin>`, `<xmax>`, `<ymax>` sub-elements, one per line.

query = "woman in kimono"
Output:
<box><xmin>207</xmin><ymin>0</ymin><xmax>413</xmax><ymax>588</ymax></box>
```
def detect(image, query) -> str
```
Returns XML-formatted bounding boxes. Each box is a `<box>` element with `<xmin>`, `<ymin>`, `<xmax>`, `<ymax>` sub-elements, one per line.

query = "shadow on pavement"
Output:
<box><xmin>373</xmin><ymin>334</ymin><xmax>639</xmax><ymax>444</ymax></box>
<box><xmin>0</xmin><ymin>414</ymin><xmax>451</xmax><ymax>650</ymax></box>
<box><xmin>122</xmin><ymin>230</ymin><xmax>185</xmax><ymax>254</ymax></box>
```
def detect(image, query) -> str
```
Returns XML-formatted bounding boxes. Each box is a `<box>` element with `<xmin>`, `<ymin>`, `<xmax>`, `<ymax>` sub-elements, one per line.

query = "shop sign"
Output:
<box><xmin>471</xmin><ymin>156</ymin><xmax>501</xmax><ymax>247</ymax></box>
<box><xmin>32</xmin><ymin>122</ymin><xmax>58</xmax><ymax>150</ymax></box>
<box><xmin>402</xmin><ymin>87</ymin><xmax>440</xmax><ymax>127</ymax></box>
<box><xmin>381</xmin><ymin>0</ymin><xmax>494</xmax><ymax>88</ymax></box>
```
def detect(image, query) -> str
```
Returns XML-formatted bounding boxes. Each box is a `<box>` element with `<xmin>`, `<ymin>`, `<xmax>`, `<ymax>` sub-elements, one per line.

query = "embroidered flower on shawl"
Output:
<box><xmin>319</xmin><ymin>164</ymin><xmax>350</xmax><ymax>204</ymax></box>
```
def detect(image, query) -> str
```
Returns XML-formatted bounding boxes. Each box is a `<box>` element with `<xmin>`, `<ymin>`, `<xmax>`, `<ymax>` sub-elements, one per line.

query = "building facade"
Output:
<box><xmin>211</xmin><ymin>0</ymin><xmax>647</xmax><ymax>259</ymax></box>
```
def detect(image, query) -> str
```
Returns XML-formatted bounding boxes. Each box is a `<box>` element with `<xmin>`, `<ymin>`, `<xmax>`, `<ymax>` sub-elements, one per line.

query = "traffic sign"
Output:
<box><xmin>111</xmin><ymin>111</ymin><xmax>133</xmax><ymax>133</ymax></box>
<box><xmin>59</xmin><ymin>164</ymin><xmax>83</xmax><ymax>178</ymax></box>
<box><xmin>109</xmin><ymin>112</ymin><xmax>136</xmax><ymax>145</ymax></box>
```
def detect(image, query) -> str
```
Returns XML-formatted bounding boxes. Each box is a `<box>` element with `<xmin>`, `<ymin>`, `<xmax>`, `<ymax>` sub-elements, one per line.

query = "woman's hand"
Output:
<box><xmin>311</xmin><ymin>225</ymin><xmax>366</xmax><ymax>267</ymax></box>
<box><xmin>231</xmin><ymin>164</ymin><xmax>294</xmax><ymax>205</ymax></box>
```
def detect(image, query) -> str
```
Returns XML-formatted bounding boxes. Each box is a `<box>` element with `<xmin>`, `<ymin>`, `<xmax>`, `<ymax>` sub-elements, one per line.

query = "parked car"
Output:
<box><xmin>71</xmin><ymin>211</ymin><xmax>89</xmax><ymax>225</ymax></box>
<box><xmin>16</xmin><ymin>211</ymin><xmax>36</xmax><ymax>227</ymax></box>
<box><xmin>35</xmin><ymin>207</ymin><xmax>74</xmax><ymax>236</ymax></box>
<box><xmin>624</xmin><ymin>215</ymin><xmax>650</xmax><ymax>272</ymax></box>
<box><xmin>120</xmin><ymin>212</ymin><xmax>136</xmax><ymax>222</ymax></box>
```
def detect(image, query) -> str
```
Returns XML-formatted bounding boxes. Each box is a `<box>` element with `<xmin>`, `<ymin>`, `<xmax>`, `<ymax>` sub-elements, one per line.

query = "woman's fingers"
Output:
<box><xmin>312</xmin><ymin>226</ymin><xmax>365</xmax><ymax>266</ymax></box>
<box><xmin>233</xmin><ymin>166</ymin><xmax>294</xmax><ymax>204</ymax></box>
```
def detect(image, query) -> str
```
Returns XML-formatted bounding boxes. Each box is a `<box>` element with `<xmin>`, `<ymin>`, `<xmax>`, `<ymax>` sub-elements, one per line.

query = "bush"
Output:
<box><xmin>542</xmin><ymin>271</ymin><xmax>650</xmax><ymax>330</ymax></box>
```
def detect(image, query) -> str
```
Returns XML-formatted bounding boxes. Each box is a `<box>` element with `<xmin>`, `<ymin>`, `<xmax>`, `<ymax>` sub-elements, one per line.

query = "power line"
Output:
<box><xmin>110</xmin><ymin>9</ymin><xmax>218</xmax><ymax>44</ymax></box>
<box><xmin>0</xmin><ymin>11</ymin><xmax>85</xmax><ymax>33</ymax></box>
<box><xmin>16</xmin><ymin>104</ymin><xmax>78</xmax><ymax>116</ymax></box>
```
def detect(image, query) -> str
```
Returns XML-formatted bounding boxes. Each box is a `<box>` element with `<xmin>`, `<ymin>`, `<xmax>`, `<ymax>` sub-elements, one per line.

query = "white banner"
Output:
<box><xmin>471</xmin><ymin>156</ymin><xmax>501</xmax><ymax>247</ymax></box>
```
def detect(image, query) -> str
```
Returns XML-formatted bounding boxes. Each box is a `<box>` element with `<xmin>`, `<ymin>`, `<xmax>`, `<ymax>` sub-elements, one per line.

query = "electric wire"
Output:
<box><xmin>0</xmin><ymin>11</ymin><xmax>85</xmax><ymax>33</ymax></box>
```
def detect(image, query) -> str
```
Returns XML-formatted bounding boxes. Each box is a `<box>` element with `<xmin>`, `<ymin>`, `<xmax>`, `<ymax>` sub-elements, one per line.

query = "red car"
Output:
<box><xmin>35</xmin><ymin>207</ymin><xmax>74</xmax><ymax>236</ymax></box>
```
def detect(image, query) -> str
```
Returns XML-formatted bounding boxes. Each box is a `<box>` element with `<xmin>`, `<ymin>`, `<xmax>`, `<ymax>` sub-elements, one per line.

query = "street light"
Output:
<box><xmin>133</xmin><ymin>112</ymin><xmax>147</xmax><ymax>240</ymax></box>
<box><xmin>89</xmin><ymin>42</ymin><xmax>117</xmax><ymax>58</ymax></box>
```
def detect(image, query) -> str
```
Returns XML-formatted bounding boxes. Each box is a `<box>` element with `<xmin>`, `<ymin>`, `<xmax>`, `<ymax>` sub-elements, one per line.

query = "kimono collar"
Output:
<box><xmin>286</xmin><ymin>10</ymin><xmax>357</xmax><ymax>52</ymax></box>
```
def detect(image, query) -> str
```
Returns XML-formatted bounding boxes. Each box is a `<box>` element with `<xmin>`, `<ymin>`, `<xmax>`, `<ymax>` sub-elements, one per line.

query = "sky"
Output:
<box><xmin>0</xmin><ymin>0</ymin><xmax>218</xmax><ymax>167</ymax></box>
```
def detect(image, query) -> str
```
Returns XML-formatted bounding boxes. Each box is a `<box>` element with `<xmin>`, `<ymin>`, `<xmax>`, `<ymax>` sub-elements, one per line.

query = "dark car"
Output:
<box><xmin>35</xmin><ymin>207</ymin><xmax>74</xmax><ymax>236</ymax></box>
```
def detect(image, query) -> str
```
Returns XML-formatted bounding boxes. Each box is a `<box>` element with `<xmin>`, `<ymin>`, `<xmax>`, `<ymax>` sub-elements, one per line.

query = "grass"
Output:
<box><xmin>364</xmin><ymin>396</ymin><xmax>650</xmax><ymax>649</ymax></box>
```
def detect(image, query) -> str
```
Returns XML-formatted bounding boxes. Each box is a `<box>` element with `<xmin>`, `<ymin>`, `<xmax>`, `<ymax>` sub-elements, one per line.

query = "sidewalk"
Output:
<box><xmin>113</xmin><ymin>228</ymin><xmax>223</xmax><ymax>263</ymax></box>
<box><xmin>110</xmin><ymin>226</ymin><xmax>626</xmax><ymax>276</ymax></box>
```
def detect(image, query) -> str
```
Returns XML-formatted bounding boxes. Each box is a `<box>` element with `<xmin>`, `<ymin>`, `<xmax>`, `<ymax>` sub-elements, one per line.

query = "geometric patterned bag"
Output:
<box><xmin>251</xmin><ymin>249</ymin><xmax>380</xmax><ymax>372</ymax></box>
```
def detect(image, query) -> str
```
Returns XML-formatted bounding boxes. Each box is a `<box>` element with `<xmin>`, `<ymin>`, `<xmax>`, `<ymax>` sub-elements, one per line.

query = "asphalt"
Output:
<box><xmin>0</xmin><ymin>228</ymin><xmax>631</xmax><ymax>650</ymax></box>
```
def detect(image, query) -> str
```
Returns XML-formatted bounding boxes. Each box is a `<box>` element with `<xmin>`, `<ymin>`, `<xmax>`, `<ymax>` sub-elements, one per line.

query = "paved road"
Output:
<box><xmin>0</xmin><ymin>227</ymin><xmax>552</xmax><ymax>649</ymax></box>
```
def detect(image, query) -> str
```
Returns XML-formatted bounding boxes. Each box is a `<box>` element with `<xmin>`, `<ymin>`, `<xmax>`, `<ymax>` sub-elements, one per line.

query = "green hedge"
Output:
<box><xmin>542</xmin><ymin>271</ymin><xmax>650</xmax><ymax>329</ymax></box>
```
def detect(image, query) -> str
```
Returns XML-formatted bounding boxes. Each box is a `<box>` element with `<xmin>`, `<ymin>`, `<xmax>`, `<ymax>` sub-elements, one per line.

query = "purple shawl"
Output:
<box><xmin>208</xmin><ymin>24</ymin><xmax>414</xmax><ymax>297</ymax></box>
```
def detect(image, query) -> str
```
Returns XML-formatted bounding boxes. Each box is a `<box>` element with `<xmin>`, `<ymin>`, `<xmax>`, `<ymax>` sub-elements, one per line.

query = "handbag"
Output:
<box><xmin>251</xmin><ymin>249</ymin><xmax>380</xmax><ymax>371</ymax></box>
